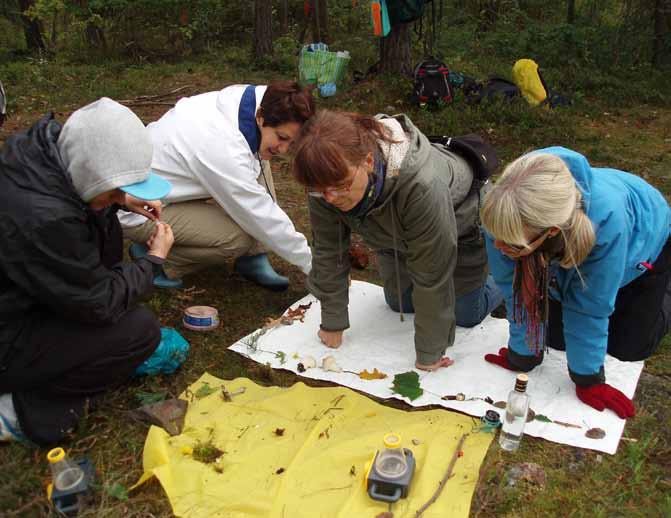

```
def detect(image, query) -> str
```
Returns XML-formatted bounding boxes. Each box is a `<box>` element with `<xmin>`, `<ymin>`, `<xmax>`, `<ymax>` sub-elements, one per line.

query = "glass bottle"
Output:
<box><xmin>375</xmin><ymin>433</ymin><xmax>408</xmax><ymax>479</ymax></box>
<box><xmin>47</xmin><ymin>447</ymin><xmax>84</xmax><ymax>492</ymax></box>
<box><xmin>499</xmin><ymin>374</ymin><xmax>530</xmax><ymax>452</ymax></box>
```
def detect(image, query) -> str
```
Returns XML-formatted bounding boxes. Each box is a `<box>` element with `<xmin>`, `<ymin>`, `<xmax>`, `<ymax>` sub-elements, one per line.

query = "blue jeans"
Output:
<box><xmin>384</xmin><ymin>274</ymin><xmax>503</xmax><ymax>328</ymax></box>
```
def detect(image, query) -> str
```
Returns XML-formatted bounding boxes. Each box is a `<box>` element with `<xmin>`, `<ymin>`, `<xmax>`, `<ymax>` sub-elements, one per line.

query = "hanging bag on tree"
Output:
<box><xmin>411</xmin><ymin>57</ymin><xmax>452</xmax><ymax>107</ymax></box>
<box><xmin>385</xmin><ymin>0</ymin><xmax>428</xmax><ymax>26</ymax></box>
<box><xmin>371</xmin><ymin>0</ymin><xmax>391</xmax><ymax>36</ymax></box>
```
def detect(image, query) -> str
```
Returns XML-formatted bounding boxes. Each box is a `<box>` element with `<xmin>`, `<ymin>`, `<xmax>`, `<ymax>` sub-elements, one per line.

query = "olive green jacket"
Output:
<box><xmin>307</xmin><ymin>114</ymin><xmax>488</xmax><ymax>364</ymax></box>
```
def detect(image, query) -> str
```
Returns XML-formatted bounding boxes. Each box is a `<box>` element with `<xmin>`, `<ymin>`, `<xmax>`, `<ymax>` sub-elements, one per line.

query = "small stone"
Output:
<box><xmin>412</xmin><ymin>439</ymin><xmax>421</xmax><ymax>446</ymax></box>
<box><xmin>595</xmin><ymin>454</ymin><xmax>603</xmax><ymax>463</ymax></box>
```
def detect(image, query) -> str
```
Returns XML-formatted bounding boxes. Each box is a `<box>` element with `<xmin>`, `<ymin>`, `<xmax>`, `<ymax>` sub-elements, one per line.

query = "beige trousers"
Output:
<box><xmin>123</xmin><ymin>161</ymin><xmax>277</xmax><ymax>279</ymax></box>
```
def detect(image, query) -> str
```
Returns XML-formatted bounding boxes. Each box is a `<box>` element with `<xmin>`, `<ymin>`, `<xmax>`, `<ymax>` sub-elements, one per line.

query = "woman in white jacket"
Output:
<box><xmin>121</xmin><ymin>81</ymin><xmax>314</xmax><ymax>290</ymax></box>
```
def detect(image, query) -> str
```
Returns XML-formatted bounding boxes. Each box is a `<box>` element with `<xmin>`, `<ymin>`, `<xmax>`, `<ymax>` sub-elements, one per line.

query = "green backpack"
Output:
<box><xmin>385</xmin><ymin>0</ymin><xmax>429</xmax><ymax>26</ymax></box>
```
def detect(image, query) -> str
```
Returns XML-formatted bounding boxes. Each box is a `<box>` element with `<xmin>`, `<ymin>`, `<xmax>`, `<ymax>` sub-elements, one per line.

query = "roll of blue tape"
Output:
<box><xmin>183</xmin><ymin>306</ymin><xmax>219</xmax><ymax>331</ymax></box>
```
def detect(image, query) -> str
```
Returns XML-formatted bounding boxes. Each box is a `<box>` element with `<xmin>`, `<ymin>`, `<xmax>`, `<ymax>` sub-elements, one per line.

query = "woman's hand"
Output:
<box><xmin>146</xmin><ymin>222</ymin><xmax>174</xmax><ymax>259</ymax></box>
<box><xmin>125</xmin><ymin>194</ymin><xmax>162</xmax><ymax>221</ymax></box>
<box><xmin>318</xmin><ymin>329</ymin><xmax>343</xmax><ymax>349</ymax></box>
<box><xmin>415</xmin><ymin>357</ymin><xmax>454</xmax><ymax>371</ymax></box>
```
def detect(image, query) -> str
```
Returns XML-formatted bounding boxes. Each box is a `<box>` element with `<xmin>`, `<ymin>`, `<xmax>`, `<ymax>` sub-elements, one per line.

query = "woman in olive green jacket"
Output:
<box><xmin>292</xmin><ymin>110</ymin><xmax>502</xmax><ymax>371</ymax></box>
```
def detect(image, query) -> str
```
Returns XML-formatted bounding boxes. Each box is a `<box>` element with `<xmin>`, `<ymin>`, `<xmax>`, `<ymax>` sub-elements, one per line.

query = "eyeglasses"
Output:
<box><xmin>306</xmin><ymin>166</ymin><xmax>364</xmax><ymax>198</ymax></box>
<box><xmin>496</xmin><ymin>228</ymin><xmax>554</xmax><ymax>258</ymax></box>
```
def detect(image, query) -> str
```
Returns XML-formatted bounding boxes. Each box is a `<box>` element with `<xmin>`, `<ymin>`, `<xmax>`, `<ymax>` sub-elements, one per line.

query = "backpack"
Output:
<box><xmin>411</xmin><ymin>57</ymin><xmax>452</xmax><ymax>107</ymax></box>
<box><xmin>385</xmin><ymin>0</ymin><xmax>429</xmax><ymax>26</ymax></box>
<box><xmin>464</xmin><ymin>77</ymin><xmax>520</xmax><ymax>105</ymax></box>
<box><xmin>512</xmin><ymin>59</ymin><xmax>570</xmax><ymax>108</ymax></box>
<box><xmin>427</xmin><ymin>134</ymin><xmax>499</xmax><ymax>189</ymax></box>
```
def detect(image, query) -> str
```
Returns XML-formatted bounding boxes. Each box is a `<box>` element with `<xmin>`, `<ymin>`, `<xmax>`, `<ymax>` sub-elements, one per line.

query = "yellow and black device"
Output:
<box><xmin>46</xmin><ymin>447</ymin><xmax>95</xmax><ymax>516</ymax></box>
<box><xmin>364</xmin><ymin>433</ymin><xmax>416</xmax><ymax>503</ymax></box>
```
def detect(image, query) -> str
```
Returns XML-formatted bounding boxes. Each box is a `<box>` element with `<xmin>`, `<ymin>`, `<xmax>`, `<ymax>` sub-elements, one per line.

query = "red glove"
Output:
<box><xmin>484</xmin><ymin>347</ymin><xmax>518</xmax><ymax>371</ymax></box>
<box><xmin>575</xmin><ymin>383</ymin><xmax>635</xmax><ymax>419</ymax></box>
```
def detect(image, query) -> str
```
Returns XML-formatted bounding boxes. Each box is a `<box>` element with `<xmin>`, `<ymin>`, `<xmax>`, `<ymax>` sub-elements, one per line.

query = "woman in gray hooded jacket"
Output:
<box><xmin>292</xmin><ymin>110</ymin><xmax>502</xmax><ymax>371</ymax></box>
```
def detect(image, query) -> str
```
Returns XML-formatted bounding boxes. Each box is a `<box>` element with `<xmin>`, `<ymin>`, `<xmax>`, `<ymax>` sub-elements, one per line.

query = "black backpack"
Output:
<box><xmin>411</xmin><ymin>57</ymin><xmax>453</xmax><ymax>107</ymax></box>
<box><xmin>427</xmin><ymin>133</ymin><xmax>499</xmax><ymax>189</ymax></box>
<box><xmin>464</xmin><ymin>77</ymin><xmax>520</xmax><ymax>105</ymax></box>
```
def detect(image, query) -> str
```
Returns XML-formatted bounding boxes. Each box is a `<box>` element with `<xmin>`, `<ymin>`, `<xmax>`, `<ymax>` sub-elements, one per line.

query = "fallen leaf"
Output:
<box><xmin>275</xmin><ymin>467</ymin><xmax>285</xmax><ymax>474</ymax></box>
<box><xmin>349</xmin><ymin>242</ymin><xmax>370</xmax><ymax>269</ymax></box>
<box><xmin>534</xmin><ymin>414</ymin><xmax>552</xmax><ymax>423</ymax></box>
<box><xmin>195</xmin><ymin>383</ymin><xmax>217</xmax><ymax>399</ymax></box>
<box><xmin>107</xmin><ymin>482</ymin><xmax>129</xmax><ymax>501</ymax></box>
<box><xmin>135</xmin><ymin>390</ymin><xmax>167</xmax><ymax>406</ymax></box>
<box><xmin>391</xmin><ymin>371</ymin><xmax>423</xmax><ymax>401</ymax></box>
<box><xmin>358</xmin><ymin>368</ymin><xmax>387</xmax><ymax>380</ymax></box>
<box><xmin>263</xmin><ymin>317</ymin><xmax>284</xmax><ymax>329</ymax></box>
<box><xmin>286</xmin><ymin>302</ymin><xmax>313</xmax><ymax>322</ymax></box>
<box><xmin>585</xmin><ymin>427</ymin><xmax>606</xmax><ymax>439</ymax></box>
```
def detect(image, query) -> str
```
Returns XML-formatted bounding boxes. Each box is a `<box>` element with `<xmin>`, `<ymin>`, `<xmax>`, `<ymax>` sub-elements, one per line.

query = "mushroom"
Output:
<box><xmin>300</xmin><ymin>355</ymin><xmax>317</xmax><ymax>369</ymax></box>
<box><xmin>321</xmin><ymin>355</ymin><xmax>342</xmax><ymax>373</ymax></box>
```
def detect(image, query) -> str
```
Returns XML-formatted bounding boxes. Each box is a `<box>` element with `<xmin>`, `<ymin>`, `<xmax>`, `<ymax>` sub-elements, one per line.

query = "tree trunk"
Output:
<box><xmin>652</xmin><ymin>0</ymin><xmax>669</xmax><ymax>68</ymax></box>
<box><xmin>254</xmin><ymin>0</ymin><xmax>273</xmax><ymax>58</ymax></box>
<box><xmin>566</xmin><ymin>0</ymin><xmax>575</xmax><ymax>24</ymax></box>
<box><xmin>317</xmin><ymin>0</ymin><xmax>329</xmax><ymax>43</ymax></box>
<box><xmin>279</xmin><ymin>0</ymin><xmax>288</xmax><ymax>35</ymax></box>
<box><xmin>380</xmin><ymin>23</ymin><xmax>412</xmax><ymax>77</ymax></box>
<box><xmin>18</xmin><ymin>0</ymin><xmax>46</xmax><ymax>51</ymax></box>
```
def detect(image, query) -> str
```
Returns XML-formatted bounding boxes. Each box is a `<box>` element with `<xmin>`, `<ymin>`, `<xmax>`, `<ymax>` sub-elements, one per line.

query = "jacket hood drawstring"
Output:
<box><xmin>390</xmin><ymin>205</ymin><xmax>404</xmax><ymax>322</ymax></box>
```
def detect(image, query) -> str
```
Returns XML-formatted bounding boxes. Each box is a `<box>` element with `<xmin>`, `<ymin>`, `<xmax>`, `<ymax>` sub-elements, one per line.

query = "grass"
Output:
<box><xmin>0</xmin><ymin>45</ymin><xmax>670</xmax><ymax>517</ymax></box>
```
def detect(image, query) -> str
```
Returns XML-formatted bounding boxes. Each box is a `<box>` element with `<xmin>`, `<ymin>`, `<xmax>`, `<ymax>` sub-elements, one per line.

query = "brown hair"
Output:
<box><xmin>258</xmin><ymin>80</ymin><xmax>315</xmax><ymax>127</ymax></box>
<box><xmin>292</xmin><ymin>110</ymin><xmax>395</xmax><ymax>189</ymax></box>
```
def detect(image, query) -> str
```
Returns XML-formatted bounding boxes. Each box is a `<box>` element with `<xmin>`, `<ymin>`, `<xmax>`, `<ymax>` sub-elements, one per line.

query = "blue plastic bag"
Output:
<box><xmin>135</xmin><ymin>327</ymin><xmax>189</xmax><ymax>376</ymax></box>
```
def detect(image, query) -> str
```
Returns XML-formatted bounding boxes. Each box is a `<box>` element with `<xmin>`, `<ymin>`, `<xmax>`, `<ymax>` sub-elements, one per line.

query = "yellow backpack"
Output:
<box><xmin>512</xmin><ymin>59</ymin><xmax>548</xmax><ymax>107</ymax></box>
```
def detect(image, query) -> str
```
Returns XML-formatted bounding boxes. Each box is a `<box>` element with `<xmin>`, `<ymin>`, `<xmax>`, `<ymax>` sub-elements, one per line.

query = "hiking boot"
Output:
<box><xmin>129</xmin><ymin>243</ymin><xmax>183</xmax><ymax>289</ymax></box>
<box><xmin>234</xmin><ymin>254</ymin><xmax>289</xmax><ymax>292</ymax></box>
<box><xmin>0</xmin><ymin>394</ymin><xmax>23</xmax><ymax>442</ymax></box>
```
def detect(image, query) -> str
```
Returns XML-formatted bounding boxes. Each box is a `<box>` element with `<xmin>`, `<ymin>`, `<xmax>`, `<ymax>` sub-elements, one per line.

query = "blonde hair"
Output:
<box><xmin>481</xmin><ymin>152</ymin><xmax>596</xmax><ymax>268</ymax></box>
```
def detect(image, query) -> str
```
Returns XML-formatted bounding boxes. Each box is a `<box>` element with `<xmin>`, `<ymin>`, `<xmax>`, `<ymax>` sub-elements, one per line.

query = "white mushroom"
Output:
<box><xmin>321</xmin><ymin>355</ymin><xmax>342</xmax><ymax>373</ymax></box>
<box><xmin>300</xmin><ymin>355</ymin><xmax>317</xmax><ymax>369</ymax></box>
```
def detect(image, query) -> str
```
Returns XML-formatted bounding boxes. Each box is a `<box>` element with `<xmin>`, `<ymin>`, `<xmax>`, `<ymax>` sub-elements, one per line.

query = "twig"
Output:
<box><xmin>415</xmin><ymin>433</ymin><xmax>468</xmax><ymax>517</ymax></box>
<box><xmin>117</xmin><ymin>85</ymin><xmax>193</xmax><ymax>103</ymax></box>
<box><xmin>118</xmin><ymin>101</ymin><xmax>177</xmax><ymax>107</ymax></box>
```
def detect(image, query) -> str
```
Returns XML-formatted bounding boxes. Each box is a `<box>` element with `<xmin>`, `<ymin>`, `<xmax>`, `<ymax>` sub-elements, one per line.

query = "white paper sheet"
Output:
<box><xmin>229</xmin><ymin>281</ymin><xmax>643</xmax><ymax>454</ymax></box>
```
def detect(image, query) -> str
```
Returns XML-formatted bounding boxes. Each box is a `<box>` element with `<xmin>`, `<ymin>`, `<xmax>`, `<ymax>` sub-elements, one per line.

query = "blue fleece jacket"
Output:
<box><xmin>486</xmin><ymin>147</ymin><xmax>670</xmax><ymax>381</ymax></box>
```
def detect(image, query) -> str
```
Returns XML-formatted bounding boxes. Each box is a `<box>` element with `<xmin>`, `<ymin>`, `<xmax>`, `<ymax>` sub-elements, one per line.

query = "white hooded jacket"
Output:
<box><xmin>119</xmin><ymin>84</ymin><xmax>312</xmax><ymax>274</ymax></box>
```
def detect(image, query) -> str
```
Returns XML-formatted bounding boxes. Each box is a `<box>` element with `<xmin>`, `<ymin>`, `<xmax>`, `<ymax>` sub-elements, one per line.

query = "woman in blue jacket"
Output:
<box><xmin>480</xmin><ymin>147</ymin><xmax>670</xmax><ymax>419</ymax></box>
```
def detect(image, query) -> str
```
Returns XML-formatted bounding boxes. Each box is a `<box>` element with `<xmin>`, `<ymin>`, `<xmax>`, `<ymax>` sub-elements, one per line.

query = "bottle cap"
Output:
<box><xmin>515</xmin><ymin>373</ymin><xmax>529</xmax><ymax>392</ymax></box>
<box><xmin>47</xmin><ymin>447</ymin><xmax>65</xmax><ymax>463</ymax></box>
<box><xmin>383</xmin><ymin>433</ymin><xmax>402</xmax><ymax>449</ymax></box>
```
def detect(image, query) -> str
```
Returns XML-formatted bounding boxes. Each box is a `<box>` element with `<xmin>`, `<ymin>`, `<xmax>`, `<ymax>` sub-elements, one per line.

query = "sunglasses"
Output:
<box><xmin>306</xmin><ymin>166</ymin><xmax>364</xmax><ymax>199</ymax></box>
<box><xmin>496</xmin><ymin>228</ymin><xmax>555</xmax><ymax>258</ymax></box>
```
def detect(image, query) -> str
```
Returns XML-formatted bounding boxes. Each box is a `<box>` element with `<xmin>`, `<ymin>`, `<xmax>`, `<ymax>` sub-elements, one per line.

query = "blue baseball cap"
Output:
<box><xmin>119</xmin><ymin>171</ymin><xmax>172</xmax><ymax>201</ymax></box>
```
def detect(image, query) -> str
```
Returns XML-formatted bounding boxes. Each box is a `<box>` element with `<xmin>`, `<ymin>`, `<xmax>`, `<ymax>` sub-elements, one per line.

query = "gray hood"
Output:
<box><xmin>57</xmin><ymin>97</ymin><xmax>153</xmax><ymax>202</ymax></box>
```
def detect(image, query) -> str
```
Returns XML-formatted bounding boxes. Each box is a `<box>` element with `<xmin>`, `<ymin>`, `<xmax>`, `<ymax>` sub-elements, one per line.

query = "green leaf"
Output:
<box><xmin>391</xmin><ymin>371</ymin><xmax>423</xmax><ymax>401</ymax></box>
<box><xmin>135</xmin><ymin>390</ymin><xmax>167</xmax><ymax>406</ymax></box>
<box><xmin>107</xmin><ymin>482</ymin><xmax>129</xmax><ymax>501</ymax></box>
<box><xmin>274</xmin><ymin>351</ymin><xmax>287</xmax><ymax>365</ymax></box>
<box><xmin>534</xmin><ymin>414</ymin><xmax>553</xmax><ymax>423</ymax></box>
<box><xmin>195</xmin><ymin>383</ymin><xmax>217</xmax><ymax>399</ymax></box>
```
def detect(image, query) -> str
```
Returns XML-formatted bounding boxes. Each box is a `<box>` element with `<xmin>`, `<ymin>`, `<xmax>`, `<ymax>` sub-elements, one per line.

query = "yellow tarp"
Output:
<box><xmin>135</xmin><ymin>373</ymin><xmax>493</xmax><ymax>518</ymax></box>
